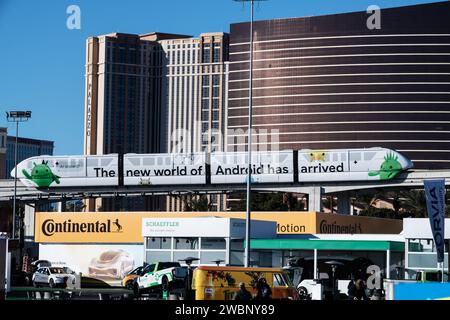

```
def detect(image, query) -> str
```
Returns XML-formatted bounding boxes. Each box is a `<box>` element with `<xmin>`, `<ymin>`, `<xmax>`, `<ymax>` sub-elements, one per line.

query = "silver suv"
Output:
<box><xmin>32</xmin><ymin>267</ymin><xmax>76</xmax><ymax>288</ymax></box>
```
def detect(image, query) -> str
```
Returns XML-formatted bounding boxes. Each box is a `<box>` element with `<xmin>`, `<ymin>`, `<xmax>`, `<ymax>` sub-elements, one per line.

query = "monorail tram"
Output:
<box><xmin>12</xmin><ymin>148</ymin><xmax>413</xmax><ymax>188</ymax></box>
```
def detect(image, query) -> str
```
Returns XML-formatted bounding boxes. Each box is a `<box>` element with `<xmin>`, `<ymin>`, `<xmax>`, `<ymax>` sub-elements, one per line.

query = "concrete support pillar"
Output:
<box><xmin>336</xmin><ymin>191</ymin><xmax>351</xmax><ymax>215</ymax></box>
<box><xmin>24</xmin><ymin>205</ymin><xmax>35</xmax><ymax>238</ymax></box>
<box><xmin>308</xmin><ymin>187</ymin><xmax>322</xmax><ymax>212</ymax></box>
<box><xmin>313</xmin><ymin>249</ymin><xmax>318</xmax><ymax>279</ymax></box>
<box><xmin>57</xmin><ymin>201</ymin><xmax>66</xmax><ymax>212</ymax></box>
<box><xmin>386</xmin><ymin>249</ymin><xmax>391</xmax><ymax>279</ymax></box>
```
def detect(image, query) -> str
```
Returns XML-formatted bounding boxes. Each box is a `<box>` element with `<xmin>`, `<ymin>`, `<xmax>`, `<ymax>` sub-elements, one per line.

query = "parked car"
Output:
<box><xmin>32</xmin><ymin>267</ymin><xmax>76</xmax><ymax>288</ymax></box>
<box><xmin>134</xmin><ymin>262</ymin><xmax>187</xmax><ymax>296</ymax></box>
<box><xmin>11</xmin><ymin>260</ymin><xmax>52</xmax><ymax>287</ymax></box>
<box><xmin>122</xmin><ymin>266</ymin><xmax>145</xmax><ymax>290</ymax></box>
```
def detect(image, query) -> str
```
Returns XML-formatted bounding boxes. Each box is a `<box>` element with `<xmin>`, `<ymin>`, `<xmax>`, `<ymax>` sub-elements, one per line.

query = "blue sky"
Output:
<box><xmin>0</xmin><ymin>0</ymin><xmax>440</xmax><ymax>155</ymax></box>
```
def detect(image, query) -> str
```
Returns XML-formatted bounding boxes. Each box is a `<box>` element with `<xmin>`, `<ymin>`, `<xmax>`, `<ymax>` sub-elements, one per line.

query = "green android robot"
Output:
<box><xmin>368</xmin><ymin>152</ymin><xmax>403</xmax><ymax>181</ymax></box>
<box><xmin>22</xmin><ymin>161</ymin><xmax>61</xmax><ymax>188</ymax></box>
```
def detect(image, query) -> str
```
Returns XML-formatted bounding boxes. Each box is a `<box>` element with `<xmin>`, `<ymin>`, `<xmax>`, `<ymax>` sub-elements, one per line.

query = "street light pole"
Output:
<box><xmin>233</xmin><ymin>0</ymin><xmax>265</xmax><ymax>268</ymax></box>
<box><xmin>6</xmin><ymin>111</ymin><xmax>31</xmax><ymax>240</ymax></box>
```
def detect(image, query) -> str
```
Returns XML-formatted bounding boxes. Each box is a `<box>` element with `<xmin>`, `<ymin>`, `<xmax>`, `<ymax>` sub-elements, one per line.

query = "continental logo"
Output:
<box><xmin>41</xmin><ymin>218</ymin><xmax>123</xmax><ymax>237</ymax></box>
<box><xmin>319</xmin><ymin>220</ymin><xmax>362</xmax><ymax>234</ymax></box>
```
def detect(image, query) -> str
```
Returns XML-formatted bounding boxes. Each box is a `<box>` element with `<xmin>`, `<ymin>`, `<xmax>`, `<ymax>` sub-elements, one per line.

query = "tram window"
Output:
<box><xmin>350</xmin><ymin>153</ymin><xmax>361</xmax><ymax>161</ymax></box>
<box><xmin>157</xmin><ymin>158</ymin><xmax>163</xmax><ymax>165</ymax></box>
<box><xmin>333</xmin><ymin>153</ymin><xmax>339</xmax><ymax>161</ymax></box>
<box><xmin>341</xmin><ymin>153</ymin><xmax>347</xmax><ymax>161</ymax></box>
<box><xmin>101</xmin><ymin>158</ymin><xmax>113</xmax><ymax>166</ymax></box>
<box><xmin>128</xmin><ymin>158</ymin><xmax>140</xmax><ymax>165</ymax></box>
<box><xmin>143</xmin><ymin>158</ymin><xmax>154</xmax><ymax>166</ymax></box>
<box><xmin>87</xmin><ymin>158</ymin><xmax>98</xmax><ymax>166</ymax></box>
<box><xmin>364</xmin><ymin>152</ymin><xmax>376</xmax><ymax>161</ymax></box>
<box><xmin>165</xmin><ymin>157</ymin><xmax>171</xmax><ymax>165</ymax></box>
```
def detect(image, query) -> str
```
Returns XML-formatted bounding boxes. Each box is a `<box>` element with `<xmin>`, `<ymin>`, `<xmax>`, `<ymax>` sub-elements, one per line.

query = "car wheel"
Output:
<box><xmin>161</xmin><ymin>276</ymin><xmax>169</xmax><ymax>293</ymax></box>
<box><xmin>297</xmin><ymin>286</ymin><xmax>309</xmax><ymax>300</ymax></box>
<box><xmin>126</xmin><ymin>280</ymin><xmax>134</xmax><ymax>290</ymax></box>
<box><xmin>49</xmin><ymin>279</ymin><xmax>55</xmax><ymax>288</ymax></box>
<box><xmin>133</xmin><ymin>282</ymin><xmax>141</xmax><ymax>297</ymax></box>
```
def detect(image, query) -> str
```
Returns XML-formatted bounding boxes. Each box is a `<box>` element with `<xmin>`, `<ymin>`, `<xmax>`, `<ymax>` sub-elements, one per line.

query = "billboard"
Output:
<box><xmin>123</xmin><ymin>153</ymin><xmax>206</xmax><ymax>186</ymax></box>
<box><xmin>34</xmin><ymin>213</ymin><xmax>144</xmax><ymax>243</ymax></box>
<box><xmin>14</xmin><ymin>155</ymin><xmax>118</xmax><ymax>188</ymax></box>
<box><xmin>39</xmin><ymin>244</ymin><xmax>144</xmax><ymax>287</ymax></box>
<box><xmin>298</xmin><ymin>149</ymin><xmax>410</xmax><ymax>182</ymax></box>
<box><xmin>35</xmin><ymin>212</ymin><xmax>403</xmax><ymax>244</ymax></box>
<box><xmin>210</xmin><ymin>151</ymin><xmax>294</xmax><ymax>184</ymax></box>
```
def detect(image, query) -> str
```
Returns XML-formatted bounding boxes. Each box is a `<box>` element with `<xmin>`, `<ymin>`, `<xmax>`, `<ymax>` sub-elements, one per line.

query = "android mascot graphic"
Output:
<box><xmin>22</xmin><ymin>161</ymin><xmax>61</xmax><ymax>187</ymax></box>
<box><xmin>368</xmin><ymin>152</ymin><xmax>403</xmax><ymax>180</ymax></box>
<box><xmin>309</xmin><ymin>151</ymin><xmax>327</xmax><ymax>162</ymax></box>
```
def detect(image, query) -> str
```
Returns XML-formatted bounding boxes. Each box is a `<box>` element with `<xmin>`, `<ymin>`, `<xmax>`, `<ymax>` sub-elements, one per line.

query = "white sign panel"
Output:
<box><xmin>404</xmin><ymin>218</ymin><xmax>450</xmax><ymax>239</ymax></box>
<box><xmin>142</xmin><ymin>218</ymin><xmax>277</xmax><ymax>239</ymax></box>
<box><xmin>39</xmin><ymin>244</ymin><xmax>144</xmax><ymax>287</ymax></box>
<box><xmin>211</xmin><ymin>151</ymin><xmax>294</xmax><ymax>184</ymax></box>
<box><xmin>124</xmin><ymin>153</ymin><xmax>206</xmax><ymax>186</ymax></box>
<box><xmin>142</xmin><ymin>218</ymin><xmax>232</xmax><ymax>238</ymax></box>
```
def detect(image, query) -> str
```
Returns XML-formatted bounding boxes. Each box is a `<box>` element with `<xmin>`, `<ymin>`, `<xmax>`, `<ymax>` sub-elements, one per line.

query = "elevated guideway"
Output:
<box><xmin>1</xmin><ymin>170</ymin><xmax>449</xmax><ymax>211</ymax></box>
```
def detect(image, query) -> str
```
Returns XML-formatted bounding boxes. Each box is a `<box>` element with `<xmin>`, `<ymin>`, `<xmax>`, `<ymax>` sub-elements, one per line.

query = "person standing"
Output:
<box><xmin>255</xmin><ymin>278</ymin><xmax>272</xmax><ymax>300</ymax></box>
<box><xmin>347</xmin><ymin>278</ymin><xmax>357</xmax><ymax>300</ymax></box>
<box><xmin>233</xmin><ymin>282</ymin><xmax>252</xmax><ymax>301</ymax></box>
<box><xmin>355</xmin><ymin>279</ymin><xmax>368</xmax><ymax>300</ymax></box>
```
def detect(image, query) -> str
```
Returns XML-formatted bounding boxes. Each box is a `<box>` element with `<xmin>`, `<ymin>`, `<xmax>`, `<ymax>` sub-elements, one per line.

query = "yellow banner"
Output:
<box><xmin>35</xmin><ymin>211</ymin><xmax>402</xmax><ymax>243</ymax></box>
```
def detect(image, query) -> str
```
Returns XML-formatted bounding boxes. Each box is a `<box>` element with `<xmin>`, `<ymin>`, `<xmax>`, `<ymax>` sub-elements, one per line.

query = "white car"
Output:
<box><xmin>32</xmin><ymin>267</ymin><xmax>76</xmax><ymax>288</ymax></box>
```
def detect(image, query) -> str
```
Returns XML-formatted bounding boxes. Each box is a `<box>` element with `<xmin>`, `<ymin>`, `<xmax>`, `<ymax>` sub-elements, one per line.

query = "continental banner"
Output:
<box><xmin>34</xmin><ymin>211</ymin><xmax>403</xmax><ymax>243</ymax></box>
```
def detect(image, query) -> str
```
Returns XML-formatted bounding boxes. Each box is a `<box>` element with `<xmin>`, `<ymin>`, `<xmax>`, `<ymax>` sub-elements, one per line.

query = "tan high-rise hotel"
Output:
<box><xmin>84</xmin><ymin>32</ymin><xmax>228</xmax><ymax>212</ymax></box>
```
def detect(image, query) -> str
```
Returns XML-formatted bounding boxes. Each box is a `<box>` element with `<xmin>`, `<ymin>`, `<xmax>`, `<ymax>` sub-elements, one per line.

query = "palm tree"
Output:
<box><xmin>399</xmin><ymin>189</ymin><xmax>427</xmax><ymax>218</ymax></box>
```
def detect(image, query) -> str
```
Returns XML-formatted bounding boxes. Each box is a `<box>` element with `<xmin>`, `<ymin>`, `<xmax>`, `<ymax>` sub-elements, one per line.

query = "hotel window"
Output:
<box><xmin>212</xmin><ymin>110</ymin><xmax>219</xmax><ymax>121</ymax></box>
<box><xmin>202</xmin><ymin>45</ymin><xmax>210</xmax><ymax>63</ymax></box>
<box><xmin>212</xmin><ymin>75</ymin><xmax>220</xmax><ymax>86</ymax></box>
<box><xmin>202</xmin><ymin>111</ymin><xmax>209</xmax><ymax>121</ymax></box>
<box><xmin>213</xmin><ymin>47</ymin><xmax>221</xmax><ymax>63</ymax></box>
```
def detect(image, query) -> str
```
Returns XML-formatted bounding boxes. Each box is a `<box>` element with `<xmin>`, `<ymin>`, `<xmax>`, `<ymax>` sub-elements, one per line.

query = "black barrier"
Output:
<box><xmin>0</xmin><ymin>300</ymin><xmax>447</xmax><ymax>319</ymax></box>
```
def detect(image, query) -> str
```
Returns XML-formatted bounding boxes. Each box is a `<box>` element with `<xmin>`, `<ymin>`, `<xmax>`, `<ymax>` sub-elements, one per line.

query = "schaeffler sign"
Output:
<box><xmin>142</xmin><ymin>218</ymin><xmax>233</xmax><ymax>238</ymax></box>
